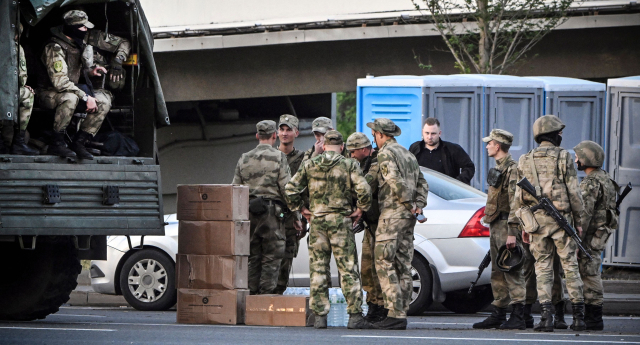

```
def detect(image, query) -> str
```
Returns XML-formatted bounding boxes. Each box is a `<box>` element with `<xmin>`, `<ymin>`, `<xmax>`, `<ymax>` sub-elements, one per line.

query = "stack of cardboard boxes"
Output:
<box><xmin>175</xmin><ymin>185</ymin><xmax>250</xmax><ymax>325</ymax></box>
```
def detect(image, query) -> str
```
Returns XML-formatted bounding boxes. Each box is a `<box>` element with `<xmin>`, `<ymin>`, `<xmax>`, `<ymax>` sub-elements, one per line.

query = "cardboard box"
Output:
<box><xmin>178</xmin><ymin>220</ymin><xmax>250</xmax><ymax>256</ymax></box>
<box><xmin>177</xmin><ymin>184</ymin><xmax>249</xmax><ymax>221</ymax></box>
<box><xmin>177</xmin><ymin>254</ymin><xmax>248</xmax><ymax>290</ymax></box>
<box><xmin>245</xmin><ymin>295</ymin><xmax>311</xmax><ymax>327</ymax></box>
<box><xmin>177</xmin><ymin>289</ymin><xmax>249</xmax><ymax>325</ymax></box>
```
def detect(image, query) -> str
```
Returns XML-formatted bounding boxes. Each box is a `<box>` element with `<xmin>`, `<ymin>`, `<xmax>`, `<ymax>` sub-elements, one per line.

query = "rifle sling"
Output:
<box><xmin>527</xmin><ymin>153</ymin><xmax>542</xmax><ymax>198</ymax></box>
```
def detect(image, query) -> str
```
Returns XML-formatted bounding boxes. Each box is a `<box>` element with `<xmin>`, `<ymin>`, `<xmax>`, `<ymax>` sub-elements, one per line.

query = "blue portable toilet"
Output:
<box><xmin>526</xmin><ymin>77</ymin><xmax>606</xmax><ymax>160</ymax></box>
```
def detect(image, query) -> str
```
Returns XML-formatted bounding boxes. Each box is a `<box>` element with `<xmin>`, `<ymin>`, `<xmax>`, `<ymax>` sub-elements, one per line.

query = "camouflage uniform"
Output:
<box><xmin>84</xmin><ymin>29</ymin><xmax>131</xmax><ymax>91</ymax></box>
<box><xmin>367</xmin><ymin>119</ymin><xmax>428</xmax><ymax>320</ymax></box>
<box><xmin>232</xmin><ymin>120</ymin><xmax>290</xmax><ymax>295</ymax></box>
<box><xmin>302</xmin><ymin>117</ymin><xmax>350</xmax><ymax>161</ymax></box>
<box><xmin>285</xmin><ymin>131</ymin><xmax>371</xmax><ymax>317</ymax></box>
<box><xmin>274</xmin><ymin>115</ymin><xmax>306</xmax><ymax>294</ymax></box>
<box><xmin>522</xmin><ymin>245</ymin><xmax>565</xmax><ymax>305</ymax></box>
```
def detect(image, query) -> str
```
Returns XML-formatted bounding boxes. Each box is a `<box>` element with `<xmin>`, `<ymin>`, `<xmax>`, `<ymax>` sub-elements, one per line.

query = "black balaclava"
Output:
<box><xmin>576</xmin><ymin>160</ymin><xmax>586</xmax><ymax>171</ymax></box>
<box><xmin>62</xmin><ymin>24</ymin><xmax>86</xmax><ymax>48</ymax></box>
<box><xmin>536</xmin><ymin>130</ymin><xmax>563</xmax><ymax>147</ymax></box>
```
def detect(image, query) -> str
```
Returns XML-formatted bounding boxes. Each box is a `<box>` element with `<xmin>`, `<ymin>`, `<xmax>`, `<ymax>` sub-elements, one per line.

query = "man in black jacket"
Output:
<box><xmin>408</xmin><ymin>118</ymin><xmax>475</xmax><ymax>184</ymax></box>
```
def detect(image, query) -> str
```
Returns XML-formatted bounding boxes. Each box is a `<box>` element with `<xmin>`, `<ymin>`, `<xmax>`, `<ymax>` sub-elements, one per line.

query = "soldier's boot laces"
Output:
<box><xmin>524</xmin><ymin>304</ymin><xmax>535</xmax><ymax>328</ymax></box>
<box><xmin>47</xmin><ymin>130</ymin><xmax>76</xmax><ymax>158</ymax></box>
<box><xmin>314</xmin><ymin>314</ymin><xmax>327</xmax><ymax>329</ymax></box>
<box><xmin>500</xmin><ymin>303</ymin><xmax>526</xmax><ymax>330</ymax></box>
<box><xmin>70</xmin><ymin>130</ymin><xmax>94</xmax><ymax>160</ymax></box>
<box><xmin>11</xmin><ymin>128</ymin><xmax>39</xmax><ymax>155</ymax></box>
<box><xmin>364</xmin><ymin>303</ymin><xmax>386</xmax><ymax>323</ymax></box>
<box><xmin>347</xmin><ymin>313</ymin><xmax>374</xmax><ymax>329</ymax></box>
<box><xmin>554</xmin><ymin>300</ymin><xmax>569</xmax><ymax>329</ymax></box>
<box><xmin>584</xmin><ymin>304</ymin><xmax>604</xmax><ymax>331</ymax></box>
<box><xmin>534</xmin><ymin>302</ymin><xmax>554</xmax><ymax>332</ymax></box>
<box><xmin>372</xmin><ymin>316</ymin><xmax>408</xmax><ymax>330</ymax></box>
<box><xmin>570</xmin><ymin>302</ymin><xmax>586</xmax><ymax>331</ymax></box>
<box><xmin>473</xmin><ymin>306</ymin><xmax>507</xmax><ymax>329</ymax></box>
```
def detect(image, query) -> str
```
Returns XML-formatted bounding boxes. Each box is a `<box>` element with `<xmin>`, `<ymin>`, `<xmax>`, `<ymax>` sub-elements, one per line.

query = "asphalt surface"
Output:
<box><xmin>1</xmin><ymin>307</ymin><xmax>639</xmax><ymax>345</ymax></box>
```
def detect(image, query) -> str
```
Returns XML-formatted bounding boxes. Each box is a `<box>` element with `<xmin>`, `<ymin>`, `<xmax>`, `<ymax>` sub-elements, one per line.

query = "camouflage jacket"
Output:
<box><xmin>40</xmin><ymin>27</ymin><xmax>86</xmax><ymax>98</ymax></box>
<box><xmin>376</xmin><ymin>138</ymin><xmax>429</xmax><ymax>219</ymax></box>
<box><xmin>18</xmin><ymin>44</ymin><xmax>27</xmax><ymax>87</ymax></box>
<box><xmin>579</xmin><ymin>169</ymin><xmax>618</xmax><ymax>249</ymax></box>
<box><xmin>232</xmin><ymin>143</ymin><xmax>291</xmax><ymax>203</ymax></box>
<box><xmin>285</xmin><ymin>150</ymin><xmax>371</xmax><ymax>217</ymax></box>
<box><xmin>279</xmin><ymin>147</ymin><xmax>305</xmax><ymax>177</ymax></box>
<box><xmin>484</xmin><ymin>154</ymin><xmax>518</xmax><ymax>235</ymax></box>
<box><xmin>508</xmin><ymin>142</ymin><xmax>584</xmax><ymax>233</ymax></box>
<box><xmin>86</xmin><ymin>29</ymin><xmax>131</xmax><ymax>66</ymax></box>
<box><xmin>361</xmin><ymin>151</ymin><xmax>381</xmax><ymax>223</ymax></box>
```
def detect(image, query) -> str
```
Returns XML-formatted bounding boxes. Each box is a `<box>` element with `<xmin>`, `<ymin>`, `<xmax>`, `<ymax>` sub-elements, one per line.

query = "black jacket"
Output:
<box><xmin>409</xmin><ymin>140</ymin><xmax>475</xmax><ymax>185</ymax></box>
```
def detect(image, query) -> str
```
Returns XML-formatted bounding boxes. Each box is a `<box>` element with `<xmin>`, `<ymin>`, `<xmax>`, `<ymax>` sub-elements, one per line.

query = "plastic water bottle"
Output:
<box><xmin>362</xmin><ymin>291</ymin><xmax>368</xmax><ymax>315</ymax></box>
<box><xmin>337</xmin><ymin>289</ymin><xmax>348</xmax><ymax>326</ymax></box>
<box><xmin>328</xmin><ymin>289</ymin><xmax>339</xmax><ymax>327</ymax></box>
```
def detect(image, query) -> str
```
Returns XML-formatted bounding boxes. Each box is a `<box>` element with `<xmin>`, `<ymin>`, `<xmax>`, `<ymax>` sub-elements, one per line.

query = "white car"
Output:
<box><xmin>91</xmin><ymin>168</ymin><xmax>492</xmax><ymax>314</ymax></box>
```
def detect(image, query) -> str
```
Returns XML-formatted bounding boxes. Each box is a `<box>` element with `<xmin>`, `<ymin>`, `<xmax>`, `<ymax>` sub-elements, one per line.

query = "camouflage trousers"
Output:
<box><xmin>578</xmin><ymin>247</ymin><xmax>604</xmax><ymax>306</ymax></box>
<box><xmin>308</xmin><ymin>213</ymin><xmax>363</xmax><ymax>316</ymax></box>
<box><xmin>18</xmin><ymin>86</ymin><xmax>34</xmax><ymax>130</ymax></box>
<box><xmin>274</xmin><ymin>212</ymin><xmax>302</xmax><ymax>295</ymax></box>
<box><xmin>530</xmin><ymin>222</ymin><xmax>584</xmax><ymax>304</ymax></box>
<box><xmin>248</xmin><ymin>205</ymin><xmax>285</xmax><ymax>295</ymax></box>
<box><xmin>375</xmin><ymin>218</ymin><xmax>416</xmax><ymax>319</ymax></box>
<box><xmin>523</xmin><ymin>242</ymin><xmax>564</xmax><ymax>305</ymax></box>
<box><xmin>38</xmin><ymin>88</ymin><xmax>113</xmax><ymax>136</ymax></box>
<box><xmin>361</xmin><ymin>223</ymin><xmax>383</xmax><ymax>306</ymax></box>
<box><xmin>489</xmin><ymin>219</ymin><xmax>526</xmax><ymax>308</ymax></box>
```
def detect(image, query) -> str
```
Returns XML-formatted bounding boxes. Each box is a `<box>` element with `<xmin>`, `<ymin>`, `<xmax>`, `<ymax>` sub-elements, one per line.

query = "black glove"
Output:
<box><xmin>352</xmin><ymin>219</ymin><xmax>365</xmax><ymax>234</ymax></box>
<box><xmin>109</xmin><ymin>63</ymin><xmax>124</xmax><ymax>81</ymax></box>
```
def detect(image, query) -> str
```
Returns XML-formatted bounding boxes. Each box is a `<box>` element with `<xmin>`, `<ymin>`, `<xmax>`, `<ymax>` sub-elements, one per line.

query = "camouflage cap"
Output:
<box><xmin>312</xmin><ymin>117</ymin><xmax>333</xmax><ymax>134</ymax></box>
<box><xmin>324</xmin><ymin>130</ymin><xmax>344</xmax><ymax>145</ymax></box>
<box><xmin>482</xmin><ymin>129</ymin><xmax>513</xmax><ymax>145</ymax></box>
<box><xmin>533</xmin><ymin>115</ymin><xmax>565</xmax><ymax>139</ymax></box>
<box><xmin>278</xmin><ymin>114</ymin><xmax>299</xmax><ymax>130</ymax></box>
<box><xmin>574</xmin><ymin>140</ymin><xmax>605</xmax><ymax>167</ymax></box>
<box><xmin>366</xmin><ymin>118</ymin><xmax>401</xmax><ymax>137</ymax></box>
<box><xmin>346</xmin><ymin>132</ymin><xmax>371</xmax><ymax>150</ymax></box>
<box><xmin>63</xmin><ymin>10</ymin><xmax>94</xmax><ymax>29</ymax></box>
<box><xmin>256</xmin><ymin>120</ymin><xmax>277</xmax><ymax>135</ymax></box>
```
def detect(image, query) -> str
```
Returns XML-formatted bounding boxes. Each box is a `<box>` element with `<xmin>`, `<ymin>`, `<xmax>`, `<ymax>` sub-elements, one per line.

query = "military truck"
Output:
<box><xmin>0</xmin><ymin>0</ymin><xmax>169</xmax><ymax>320</ymax></box>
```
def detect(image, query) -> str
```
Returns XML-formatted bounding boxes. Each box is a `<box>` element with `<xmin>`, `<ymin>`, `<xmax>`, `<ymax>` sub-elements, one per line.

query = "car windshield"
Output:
<box><xmin>421</xmin><ymin>168</ymin><xmax>486</xmax><ymax>200</ymax></box>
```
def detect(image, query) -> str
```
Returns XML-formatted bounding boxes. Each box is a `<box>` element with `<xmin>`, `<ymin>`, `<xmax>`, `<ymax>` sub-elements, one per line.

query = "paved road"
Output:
<box><xmin>1</xmin><ymin>307</ymin><xmax>639</xmax><ymax>345</ymax></box>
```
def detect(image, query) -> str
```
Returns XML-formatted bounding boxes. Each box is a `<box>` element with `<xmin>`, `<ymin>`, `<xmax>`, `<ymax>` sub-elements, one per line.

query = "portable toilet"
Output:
<box><xmin>603</xmin><ymin>76</ymin><xmax>640</xmax><ymax>267</ymax></box>
<box><xmin>526</xmin><ymin>77</ymin><xmax>606</xmax><ymax>160</ymax></box>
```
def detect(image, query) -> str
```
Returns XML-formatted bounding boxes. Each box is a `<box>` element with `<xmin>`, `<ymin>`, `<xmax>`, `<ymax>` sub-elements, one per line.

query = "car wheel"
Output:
<box><xmin>441</xmin><ymin>285</ymin><xmax>493</xmax><ymax>314</ymax></box>
<box><xmin>119</xmin><ymin>249</ymin><xmax>176</xmax><ymax>311</ymax></box>
<box><xmin>407</xmin><ymin>254</ymin><xmax>433</xmax><ymax>316</ymax></box>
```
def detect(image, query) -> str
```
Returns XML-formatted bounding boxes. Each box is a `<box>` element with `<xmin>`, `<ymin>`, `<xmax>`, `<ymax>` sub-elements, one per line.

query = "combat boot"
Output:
<box><xmin>69</xmin><ymin>130</ymin><xmax>94</xmax><ymax>160</ymax></box>
<box><xmin>570</xmin><ymin>302</ymin><xmax>586</xmax><ymax>331</ymax></box>
<box><xmin>372</xmin><ymin>316</ymin><xmax>407</xmax><ymax>330</ymax></box>
<box><xmin>47</xmin><ymin>130</ymin><xmax>76</xmax><ymax>158</ymax></box>
<box><xmin>534</xmin><ymin>302</ymin><xmax>554</xmax><ymax>332</ymax></box>
<box><xmin>500</xmin><ymin>303</ymin><xmax>526</xmax><ymax>330</ymax></box>
<box><xmin>364</xmin><ymin>303</ymin><xmax>387</xmax><ymax>323</ymax></box>
<box><xmin>314</xmin><ymin>314</ymin><xmax>327</xmax><ymax>329</ymax></box>
<box><xmin>554</xmin><ymin>300</ymin><xmax>568</xmax><ymax>329</ymax></box>
<box><xmin>473</xmin><ymin>306</ymin><xmax>507</xmax><ymax>329</ymax></box>
<box><xmin>585</xmin><ymin>304</ymin><xmax>604</xmax><ymax>331</ymax></box>
<box><xmin>347</xmin><ymin>313</ymin><xmax>374</xmax><ymax>329</ymax></box>
<box><xmin>11</xmin><ymin>129</ymin><xmax>39</xmax><ymax>155</ymax></box>
<box><xmin>524</xmin><ymin>304</ymin><xmax>534</xmax><ymax>328</ymax></box>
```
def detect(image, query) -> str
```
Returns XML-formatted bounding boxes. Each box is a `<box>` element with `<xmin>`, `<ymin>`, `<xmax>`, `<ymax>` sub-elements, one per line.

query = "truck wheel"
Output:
<box><xmin>407</xmin><ymin>254</ymin><xmax>433</xmax><ymax>316</ymax></box>
<box><xmin>0</xmin><ymin>236</ymin><xmax>81</xmax><ymax>321</ymax></box>
<box><xmin>119</xmin><ymin>249</ymin><xmax>176</xmax><ymax>311</ymax></box>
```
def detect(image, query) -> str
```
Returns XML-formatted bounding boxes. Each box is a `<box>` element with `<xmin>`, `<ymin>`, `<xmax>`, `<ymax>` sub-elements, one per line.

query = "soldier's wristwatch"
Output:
<box><xmin>82</xmin><ymin>94</ymin><xmax>89</xmax><ymax>102</ymax></box>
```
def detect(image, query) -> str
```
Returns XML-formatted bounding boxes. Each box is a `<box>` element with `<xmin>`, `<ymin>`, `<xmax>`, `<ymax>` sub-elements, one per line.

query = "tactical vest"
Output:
<box><xmin>520</xmin><ymin>146</ymin><xmax>571</xmax><ymax>213</ymax></box>
<box><xmin>484</xmin><ymin>157</ymin><xmax>516</xmax><ymax>223</ymax></box>
<box><xmin>41</xmin><ymin>36</ymin><xmax>83</xmax><ymax>87</ymax></box>
<box><xmin>585</xmin><ymin>171</ymin><xmax>618</xmax><ymax>234</ymax></box>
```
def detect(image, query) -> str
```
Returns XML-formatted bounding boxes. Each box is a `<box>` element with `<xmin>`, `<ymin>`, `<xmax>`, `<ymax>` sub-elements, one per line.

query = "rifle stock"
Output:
<box><xmin>468</xmin><ymin>250</ymin><xmax>491</xmax><ymax>294</ymax></box>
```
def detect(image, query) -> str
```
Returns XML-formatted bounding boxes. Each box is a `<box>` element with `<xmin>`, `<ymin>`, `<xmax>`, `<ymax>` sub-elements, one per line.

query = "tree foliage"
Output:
<box><xmin>413</xmin><ymin>0</ymin><xmax>575</xmax><ymax>74</ymax></box>
<box><xmin>336</xmin><ymin>92</ymin><xmax>356</xmax><ymax>139</ymax></box>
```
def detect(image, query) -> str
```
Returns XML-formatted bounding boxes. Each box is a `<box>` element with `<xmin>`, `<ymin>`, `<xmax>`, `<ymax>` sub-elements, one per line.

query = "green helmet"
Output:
<box><xmin>533</xmin><ymin>115</ymin><xmax>565</xmax><ymax>141</ymax></box>
<box><xmin>496</xmin><ymin>243</ymin><xmax>525</xmax><ymax>272</ymax></box>
<box><xmin>346</xmin><ymin>132</ymin><xmax>371</xmax><ymax>151</ymax></box>
<box><xmin>574</xmin><ymin>140</ymin><xmax>605</xmax><ymax>168</ymax></box>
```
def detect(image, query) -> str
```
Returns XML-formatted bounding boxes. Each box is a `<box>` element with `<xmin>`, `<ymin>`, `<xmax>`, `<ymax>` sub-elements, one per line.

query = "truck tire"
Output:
<box><xmin>0</xmin><ymin>236</ymin><xmax>81</xmax><ymax>321</ymax></box>
<box><xmin>119</xmin><ymin>248</ymin><xmax>177</xmax><ymax>311</ymax></box>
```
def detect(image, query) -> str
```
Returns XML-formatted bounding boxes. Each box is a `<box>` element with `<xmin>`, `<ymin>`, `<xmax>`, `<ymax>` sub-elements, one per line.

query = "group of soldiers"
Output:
<box><xmin>233</xmin><ymin>115</ymin><xmax>427</xmax><ymax>330</ymax></box>
<box><xmin>3</xmin><ymin>10</ymin><xmax>130</xmax><ymax>159</ymax></box>
<box><xmin>475</xmin><ymin>115</ymin><xmax>618</xmax><ymax>332</ymax></box>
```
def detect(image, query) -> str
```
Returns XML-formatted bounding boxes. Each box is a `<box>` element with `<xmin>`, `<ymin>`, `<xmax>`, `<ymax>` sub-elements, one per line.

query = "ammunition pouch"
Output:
<box><xmin>487</xmin><ymin>167</ymin><xmax>503</xmax><ymax>188</ymax></box>
<box><xmin>249</xmin><ymin>196</ymin><xmax>268</xmax><ymax>215</ymax></box>
<box><xmin>516</xmin><ymin>206</ymin><xmax>539</xmax><ymax>234</ymax></box>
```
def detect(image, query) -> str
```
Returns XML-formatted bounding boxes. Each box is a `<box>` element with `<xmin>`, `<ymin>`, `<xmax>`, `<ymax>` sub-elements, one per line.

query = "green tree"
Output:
<box><xmin>413</xmin><ymin>0</ymin><xmax>574</xmax><ymax>74</ymax></box>
<box><xmin>336</xmin><ymin>92</ymin><xmax>356</xmax><ymax>139</ymax></box>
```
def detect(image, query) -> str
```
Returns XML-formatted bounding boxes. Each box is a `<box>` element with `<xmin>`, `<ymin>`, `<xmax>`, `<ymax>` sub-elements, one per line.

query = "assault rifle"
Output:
<box><xmin>517</xmin><ymin>177</ymin><xmax>593</xmax><ymax>261</ymax></box>
<box><xmin>616</xmin><ymin>182</ymin><xmax>633</xmax><ymax>215</ymax></box>
<box><xmin>468</xmin><ymin>250</ymin><xmax>491</xmax><ymax>294</ymax></box>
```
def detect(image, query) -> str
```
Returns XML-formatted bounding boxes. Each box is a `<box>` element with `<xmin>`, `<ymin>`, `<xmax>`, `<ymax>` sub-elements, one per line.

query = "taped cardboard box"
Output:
<box><xmin>178</xmin><ymin>220</ymin><xmax>250</xmax><ymax>256</ymax></box>
<box><xmin>177</xmin><ymin>254</ymin><xmax>248</xmax><ymax>290</ymax></box>
<box><xmin>177</xmin><ymin>289</ymin><xmax>249</xmax><ymax>325</ymax></box>
<box><xmin>245</xmin><ymin>295</ymin><xmax>311</xmax><ymax>327</ymax></box>
<box><xmin>177</xmin><ymin>184</ymin><xmax>249</xmax><ymax>221</ymax></box>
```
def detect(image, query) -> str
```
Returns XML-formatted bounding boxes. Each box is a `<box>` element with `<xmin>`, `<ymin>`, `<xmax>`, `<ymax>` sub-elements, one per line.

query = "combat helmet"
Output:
<box><xmin>496</xmin><ymin>243</ymin><xmax>525</xmax><ymax>272</ymax></box>
<box><xmin>574</xmin><ymin>140</ymin><xmax>605</xmax><ymax>168</ymax></box>
<box><xmin>533</xmin><ymin>115</ymin><xmax>565</xmax><ymax>142</ymax></box>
